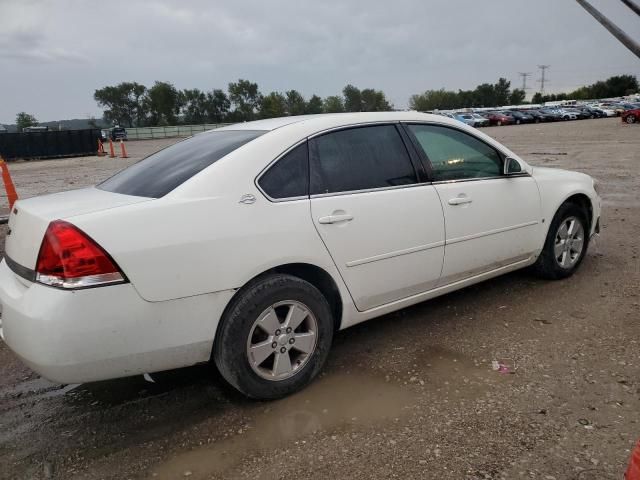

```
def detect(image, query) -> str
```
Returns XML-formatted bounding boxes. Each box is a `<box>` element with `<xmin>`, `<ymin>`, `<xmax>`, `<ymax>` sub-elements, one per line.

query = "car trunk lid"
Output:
<box><xmin>5</xmin><ymin>187</ymin><xmax>150</xmax><ymax>276</ymax></box>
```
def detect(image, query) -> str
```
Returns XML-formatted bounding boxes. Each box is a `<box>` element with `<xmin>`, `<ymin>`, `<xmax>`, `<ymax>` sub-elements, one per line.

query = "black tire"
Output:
<box><xmin>213</xmin><ymin>274</ymin><xmax>334</xmax><ymax>400</ymax></box>
<box><xmin>533</xmin><ymin>202</ymin><xmax>590</xmax><ymax>280</ymax></box>
<box><xmin>626</xmin><ymin>115</ymin><xmax>636</xmax><ymax>124</ymax></box>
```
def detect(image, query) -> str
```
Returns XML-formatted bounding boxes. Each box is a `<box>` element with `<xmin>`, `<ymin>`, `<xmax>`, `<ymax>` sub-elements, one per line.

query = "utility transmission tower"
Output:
<box><xmin>537</xmin><ymin>65</ymin><xmax>550</xmax><ymax>95</ymax></box>
<box><xmin>575</xmin><ymin>0</ymin><xmax>640</xmax><ymax>58</ymax></box>
<box><xmin>518</xmin><ymin>72</ymin><xmax>532</xmax><ymax>91</ymax></box>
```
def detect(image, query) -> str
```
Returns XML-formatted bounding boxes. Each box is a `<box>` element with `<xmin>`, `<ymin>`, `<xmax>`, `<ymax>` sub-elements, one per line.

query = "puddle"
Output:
<box><xmin>149</xmin><ymin>372</ymin><xmax>415</xmax><ymax>479</ymax></box>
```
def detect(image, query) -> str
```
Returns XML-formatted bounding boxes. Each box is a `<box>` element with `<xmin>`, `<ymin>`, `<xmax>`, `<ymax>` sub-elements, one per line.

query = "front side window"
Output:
<box><xmin>407</xmin><ymin>124</ymin><xmax>502</xmax><ymax>181</ymax></box>
<box><xmin>99</xmin><ymin>130</ymin><xmax>265</xmax><ymax>198</ymax></box>
<box><xmin>309</xmin><ymin>125</ymin><xmax>417</xmax><ymax>195</ymax></box>
<box><xmin>258</xmin><ymin>142</ymin><xmax>309</xmax><ymax>199</ymax></box>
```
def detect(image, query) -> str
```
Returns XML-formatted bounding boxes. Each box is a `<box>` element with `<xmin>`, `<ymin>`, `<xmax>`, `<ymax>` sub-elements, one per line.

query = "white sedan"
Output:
<box><xmin>0</xmin><ymin>112</ymin><xmax>600</xmax><ymax>399</ymax></box>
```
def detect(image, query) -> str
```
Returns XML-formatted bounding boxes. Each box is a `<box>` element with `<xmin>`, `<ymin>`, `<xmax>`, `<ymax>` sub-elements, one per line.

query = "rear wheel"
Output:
<box><xmin>214</xmin><ymin>274</ymin><xmax>334</xmax><ymax>399</ymax></box>
<box><xmin>533</xmin><ymin>203</ymin><xmax>589</xmax><ymax>280</ymax></box>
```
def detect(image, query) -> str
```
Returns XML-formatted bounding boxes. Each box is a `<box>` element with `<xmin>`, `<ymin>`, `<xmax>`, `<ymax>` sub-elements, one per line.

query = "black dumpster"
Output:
<box><xmin>0</xmin><ymin>129</ymin><xmax>101</xmax><ymax>160</ymax></box>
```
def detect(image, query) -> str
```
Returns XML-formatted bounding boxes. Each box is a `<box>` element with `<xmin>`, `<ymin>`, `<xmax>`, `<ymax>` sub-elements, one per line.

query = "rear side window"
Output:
<box><xmin>407</xmin><ymin>124</ymin><xmax>502</xmax><ymax>181</ymax></box>
<box><xmin>258</xmin><ymin>142</ymin><xmax>309</xmax><ymax>199</ymax></box>
<box><xmin>99</xmin><ymin>130</ymin><xmax>265</xmax><ymax>197</ymax></box>
<box><xmin>309</xmin><ymin>125</ymin><xmax>417</xmax><ymax>195</ymax></box>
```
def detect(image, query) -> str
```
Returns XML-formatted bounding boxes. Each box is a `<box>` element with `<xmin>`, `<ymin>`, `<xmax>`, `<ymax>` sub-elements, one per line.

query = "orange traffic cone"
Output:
<box><xmin>109</xmin><ymin>139</ymin><xmax>116</xmax><ymax>158</ymax></box>
<box><xmin>625</xmin><ymin>440</ymin><xmax>640</xmax><ymax>479</ymax></box>
<box><xmin>97</xmin><ymin>139</ymin><xmax>105</xmax><ymax>157</ymax></box>
<box><xmin>119</xmin><ymin>139</ymin><xmax>129</xmax><ymax>158</ymax></box>
<box><xmin>0</xmin><ymin>158</ymin><xmax>19</xmax><ymax>210</ymax></box>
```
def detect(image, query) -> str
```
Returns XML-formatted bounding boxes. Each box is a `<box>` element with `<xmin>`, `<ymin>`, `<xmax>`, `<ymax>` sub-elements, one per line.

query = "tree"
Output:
<box><xmin>323</xmin><ymin>95</ymin><xmax>345</xmax><ymax>113</ymax></box>
<box><xmin>361</xmin><ymin>88</ymin><xmax>392</xmax><ymax>111</ymax></box>
<box><xmin>260</xmin><ymin>92</ymin><xmax>287</xmax><ymax>118</ymax></box>
<box><xmin>145</xmin><ymin>81</ymin><xmax>180</xmax><ymax>125</ymax></box>
<box><xmin>343</xmin><ymin>84</ymin><xmax>362</xmax><ymax>112</ymax></box>
<box><xmin>493</xmin><ymin>78</ymin><xmax>511</xmax><ymax>106</ymax></box>
<box><xmin>94</xmin><ymin>82</ymin><xmax>147</xmax><ymax>127</ymax></box>
<box><xmin>509</xmin><ymin>88</ymin><xmax>526</xmax><ymax>105</ymax></box>
<box><xmin>16</xmin><ymin>112</ymin><xmax>38</xmax><ymax>131</ymax></box>
<box><xmin>228</xmin><ymin>79</ymin><xmax>262</xmax><ymax>121</ymax></box>
<box><xmin>206</xmin><ymin>89</ymin><xmax>230</xmax><ymax>123</ymax></box>
<box><xmin>531</xmin><ymin>92</ymin><xmax>543</xmax><ymax>104</ymax></box>
<box><xmin>285</xmin><ymin>90</ymin><xmax>306</xmax><ymax>116</ymax></box>
<box><xmin>180</xmin><ymin>88</ymin><xmax>208</xmax><ymax>124</ymax></box>
<box><xmin>305</xmin><ymin>94</ymin><xmax>324</xmax><ymax>114</ymax></box>
<box><xmin>409</xmin><ymin>89</ymin><xmax>459</xmax><ymax>110</ymax></box>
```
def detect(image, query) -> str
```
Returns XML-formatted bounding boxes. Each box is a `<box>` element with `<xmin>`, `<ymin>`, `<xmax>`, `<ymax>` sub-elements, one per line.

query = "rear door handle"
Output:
<box><xmin>448</xmin><ymin>196</ymin><xmax>473</xmax><ymax>206</ymax></box>
<box><xmin>318</xmin><ymin>214</ymin><xmax>354</xmax><ymax>224</ymax></box>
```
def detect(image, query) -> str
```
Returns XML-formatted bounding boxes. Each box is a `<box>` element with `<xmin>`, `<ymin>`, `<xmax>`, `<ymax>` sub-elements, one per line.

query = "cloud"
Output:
<box><xmin>0</xmin><ymin>0</ymin><xmax>638</xmax><ymax>123</ymax></box>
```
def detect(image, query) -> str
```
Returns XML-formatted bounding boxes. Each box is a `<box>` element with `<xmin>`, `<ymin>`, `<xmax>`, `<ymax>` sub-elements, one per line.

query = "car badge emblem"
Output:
<box><xmin>239</xmin><ymin>194</ymin><xmax>256</xmax><ymax>205</ymax></box>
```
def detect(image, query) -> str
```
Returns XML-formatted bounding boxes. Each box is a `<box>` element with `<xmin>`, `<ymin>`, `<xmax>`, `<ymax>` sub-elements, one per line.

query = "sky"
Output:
<box><xmin>0</xmin><ymin>0</ymin><xmax>639</xmax><ymax>124</ymax></box>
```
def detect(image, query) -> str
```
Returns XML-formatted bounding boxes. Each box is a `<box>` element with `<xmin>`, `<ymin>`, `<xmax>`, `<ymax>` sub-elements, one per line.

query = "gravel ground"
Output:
<box><xmin>0</xmin><ymin>118</ymin><xmax>638</xmax><ymax>480</ymax></box>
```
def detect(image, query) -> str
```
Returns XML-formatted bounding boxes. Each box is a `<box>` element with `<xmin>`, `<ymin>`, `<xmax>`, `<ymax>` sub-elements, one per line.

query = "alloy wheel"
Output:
<box><xmin>246</xmin><ymin>300</ymin><xmax>318</xmax><ymax>381</ymax></box>
<box><xmin>554</xmin><ymin>216</ymin><xmax>585</xmax><ymax>269</ymax></box>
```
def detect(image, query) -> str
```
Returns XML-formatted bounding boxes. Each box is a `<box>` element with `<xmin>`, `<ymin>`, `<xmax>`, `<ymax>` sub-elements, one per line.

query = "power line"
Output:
<box><xmin>537</xmin><ymin>65</ymin><xmax>550</xmax><ymax>94</ymax></box>
<box><xmin>518</xmin><ymin>72</ymin><xmax>532</xmax><ymax>91</ymax></box>
<box><xmin>620</xmin><ymin>0</ymin><xmax>640</xmax><ymax>17</ymax></box>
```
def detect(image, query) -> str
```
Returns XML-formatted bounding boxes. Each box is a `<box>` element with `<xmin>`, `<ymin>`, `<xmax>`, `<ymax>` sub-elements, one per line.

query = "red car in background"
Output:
<box><xmin>485</xmin><ymin>111</ymin><xmax>515</xmax><ymax>126</ymax></box>
<box><xmin>621</xmin><ymin>108</ymin><xmax>640</xmax><ymax>124</ymax></box>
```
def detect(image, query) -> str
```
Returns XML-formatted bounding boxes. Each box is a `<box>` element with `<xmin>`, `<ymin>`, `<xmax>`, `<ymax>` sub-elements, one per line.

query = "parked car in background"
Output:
<box><xmin>591</xmin><ymin>104</ymin><xmax>617</xmax><ymax>117</ymax></box>
<box><xmin>522</xmin><ymin>110</ymin><xmax>556</xmax><ymax>122</ymax></box>
<box><xmin>503</xmin><ymin>110</ymin><xmax>534</xmax><ymax>125</ymax></box>
<box><xmin>564</xmin><ymin>108</ymin><xmax>590</xmax><ymax>120</ymax></box>
<box><xmin>485</xmin><ymin>111</ymin><xmax>514</xmax><ymax>126</ymax></box>
<box><xmin>470</xmin><ymin>113</ymin><xmax>490</xmax><ymax>127</ymax></box>
<box><xmin>0</xmin><ymin>112</ymin><xmax>601</xmax><ymax>399</ymax></box>
<box><xmin>453</xmin><ymin>113</ymin><xmax>476</xmax><ymax>126</ymax></box>
<box><xmin>110</xmin><ymin>126</ymin><xmax>128</xmax><ymax>141</ymax></box>
<box><xmin>539</xmin><ymin>108</ymin><xmax>564</xmax><ymax>121</ymax></box>
<box><xmin>621</xmin><ymin>108</ymin><xmax>640</xmax><ymax>124</ymax></box>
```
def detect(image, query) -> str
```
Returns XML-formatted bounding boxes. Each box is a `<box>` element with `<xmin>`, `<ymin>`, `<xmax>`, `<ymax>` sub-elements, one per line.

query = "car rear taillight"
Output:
<box><xmin>35</xmin><ymin>220</ymin><xmax>126</xmax><ymax>289</ymax></box>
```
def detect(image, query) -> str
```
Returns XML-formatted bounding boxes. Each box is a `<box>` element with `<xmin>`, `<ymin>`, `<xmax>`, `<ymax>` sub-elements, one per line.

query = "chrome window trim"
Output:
<box><xmin>309</xmin><ymin>181</ymin><xmax>433</xmax><ymax>199</ymax></box>
<box><xmin>254</xmin><ymin>138</ymin><xmax>310</xmax><ymax>203</ymax></box>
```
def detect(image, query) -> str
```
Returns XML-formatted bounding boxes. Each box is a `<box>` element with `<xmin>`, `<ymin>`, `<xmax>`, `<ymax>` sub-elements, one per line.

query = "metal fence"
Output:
<box><xmin>0</xmin><ymin>129</ymin><xmax>101</xmax><ymax>160</ymax></box>
<box><xmin>125</xmin><ymin>123</ymin><xmax>230</xmax><ymax>140</ymax></box>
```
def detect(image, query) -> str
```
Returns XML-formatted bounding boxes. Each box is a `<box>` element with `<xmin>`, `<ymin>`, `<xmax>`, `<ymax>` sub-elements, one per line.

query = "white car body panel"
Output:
<box><xmin>0</xmin><ymin>112</ymin><xmax>600</xmax><ymax>384</ymax></box>
<box><xmin>434</xmin><ymin>176</ymin><xmax>542</xmax><ymax>284</ymax></box>
<box><xmin>311</xmin><ymin>184</ymin><xmax>445</xmax><ymax>311</ymax></box>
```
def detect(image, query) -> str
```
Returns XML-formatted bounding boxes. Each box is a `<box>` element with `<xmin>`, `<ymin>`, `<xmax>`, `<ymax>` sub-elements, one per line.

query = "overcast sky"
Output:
<box><xmin>0</xmin><ymin>0</ymin><xmax>639</xmax><ymax>124</ymax></box>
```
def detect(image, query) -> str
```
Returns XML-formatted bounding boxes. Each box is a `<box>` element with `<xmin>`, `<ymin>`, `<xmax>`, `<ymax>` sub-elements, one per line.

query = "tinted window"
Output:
<box><xmin>408</xmin><ymin>124</ymin><xmax>502</xmax><ymax>181</ymax></box>
<box><xmin>258</xmin><ymin>142</ymin><xmax>309</xmax><ymax>199</ymax></box>
<box><xmin>310</xmin><ymin>125</ymin><xmax>417</xmax><ymax>195</ymax></box>
<box><xmin>99</xmin><ymin>130</ymin><xmax>265</xmax><ymax>197</ymax></box>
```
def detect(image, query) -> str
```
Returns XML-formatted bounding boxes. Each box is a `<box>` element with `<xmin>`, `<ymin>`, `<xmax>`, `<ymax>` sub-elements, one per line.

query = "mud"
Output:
<box><xmin>0</xmin><ymin>117</ymin><xmax>639</xmax><ymax>479</ymax></box>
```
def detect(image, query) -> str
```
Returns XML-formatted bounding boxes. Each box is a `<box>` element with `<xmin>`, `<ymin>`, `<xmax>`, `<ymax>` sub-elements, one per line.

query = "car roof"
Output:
<box><xmin>213</xmin><ymin>111</ymin><xmax>463</xmax><ymax>133</ymax></box>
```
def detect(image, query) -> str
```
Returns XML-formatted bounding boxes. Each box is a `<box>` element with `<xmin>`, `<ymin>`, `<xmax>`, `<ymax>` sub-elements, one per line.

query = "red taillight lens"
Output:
<box><xmin>36</xmin><ymin>220</ymin><xmax>125</xmax><ymax>289</ymax></box>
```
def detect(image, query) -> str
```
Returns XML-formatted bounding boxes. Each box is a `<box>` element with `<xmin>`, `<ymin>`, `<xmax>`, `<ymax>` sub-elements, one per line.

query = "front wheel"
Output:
<box><xmin>213</xmin><ymin>274</ymin><xmax>334</xmax><ymax>399</ymax></box>
<box><xmin>533</xmin><ymin>203</ymin><xmax>589</xmax><ymax>280</ymax></box>
<box><xmin>626</xmin><ymin>115</ymin><xmax>637</xmax><ymax>124</ymax></box>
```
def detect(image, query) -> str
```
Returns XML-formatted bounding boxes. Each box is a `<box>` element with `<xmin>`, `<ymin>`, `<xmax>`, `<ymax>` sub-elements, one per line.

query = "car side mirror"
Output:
<box><xmin>504</xmin><ymin>157</ymin><xmax>522</xmax><ymax>175</ymax></box>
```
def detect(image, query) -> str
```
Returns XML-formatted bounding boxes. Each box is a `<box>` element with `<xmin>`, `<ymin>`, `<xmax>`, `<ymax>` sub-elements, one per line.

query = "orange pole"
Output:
<box><xmin>119</xmin><ymin>139</ymin><xmax>129</xmax><ymax>158</ymax></box>
<box><xmin>109</xmin><ymin>139</ymin><xmax>116</xmax><ymax>158</ymax></box>
<box><xmin>0</xmin><ymin>158</ymin><xmax>19</xmax><ymax>210</ymax></box>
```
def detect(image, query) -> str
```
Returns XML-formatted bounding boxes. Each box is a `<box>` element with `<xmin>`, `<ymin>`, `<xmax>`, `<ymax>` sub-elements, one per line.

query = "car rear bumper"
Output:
<box><xmin>0</xmin><ymin>259</ymin><xmax>234</xmax><ymax>384</ymax></box>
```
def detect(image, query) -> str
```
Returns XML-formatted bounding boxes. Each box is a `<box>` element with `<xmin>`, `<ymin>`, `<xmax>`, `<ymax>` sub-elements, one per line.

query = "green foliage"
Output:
<box><xmin>228</xmin><ymin>79</ymin><xmax>262</xmax><ymax>121</ymax></box>
<box><xmin>361</xmin><ymin>88</ymin><xmax>393</xmax><ymax>111</ymax></box>
<box><xmin>323</xmin><ymin>95</ymin><xmax>345</xmax><ymax>113</ymax></box>
<box><xmin>342</xmin><ymin>84</ymin><xmax>362</xmax><ymax>112</ymax></box>
<box><xmin>532</xmin><ymin>75</ymin><xmax>639</xmax><ymax>103</ymax></box>
<box><xmin>15</xmin><ymin>112</ymin><xmax>38</xmax><ymax>131</ymax></box>
<box><xmin>180</xmin><ymin>88</ymin><xmax>208</xmax><ymax>124</ymax></box>
<box><xmin>145</xmin><ymin>81</ymin><xmax>180</xmax><ymax>126</ymax></box>
<box><xmin>94</xmin><ymin>82</ymin><xmax>147</xmax><ymax>127</ymax></box>
<box><xmin>260</xmin><ymin>92</ymin><xmax>288</xmax><ymax>118</ymax></box>
<box><xmin>285</xmin><ymin>90</ymin><xmax>306</xmax><ymax>116</ymax></box>
<box><xmin>206</xmin><ymin>89</ymin><xmax>230</xmax><ymax>123</ymax></box>
<box><xmin>305</xmin><ymin>95</ymin><xmax>324</xmax><ymax>114</ymax></box>
<box><xmin>509</xmin><ymin>88</ymin><xmax>526</xmax><ymax>105</ymax></box>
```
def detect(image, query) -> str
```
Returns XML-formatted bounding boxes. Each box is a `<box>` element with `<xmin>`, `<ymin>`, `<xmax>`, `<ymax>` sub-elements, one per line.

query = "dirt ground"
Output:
<box><xmin>0</xmin><ymin>117</ymin><xmax>638</xmax><ymax>480</ymax></box>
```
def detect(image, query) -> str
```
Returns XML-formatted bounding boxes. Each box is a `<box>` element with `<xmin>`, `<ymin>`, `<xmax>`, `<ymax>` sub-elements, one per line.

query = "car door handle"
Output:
<box><xmin>318</xmin><ymin>214</ymin><xmax>354</xmax><ymax>224</ymax></box>
<box><xmin>448</xmin><ymin>196</ymin><xmax>473</xmax><ymax>205</ymax></box>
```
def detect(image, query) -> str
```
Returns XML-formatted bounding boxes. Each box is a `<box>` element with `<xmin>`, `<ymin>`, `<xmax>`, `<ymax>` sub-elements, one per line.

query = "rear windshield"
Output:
<box><xmin>98</xmin><ymin>130</ymin><xmax>265</xmax><ymax>197</ymax></box>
